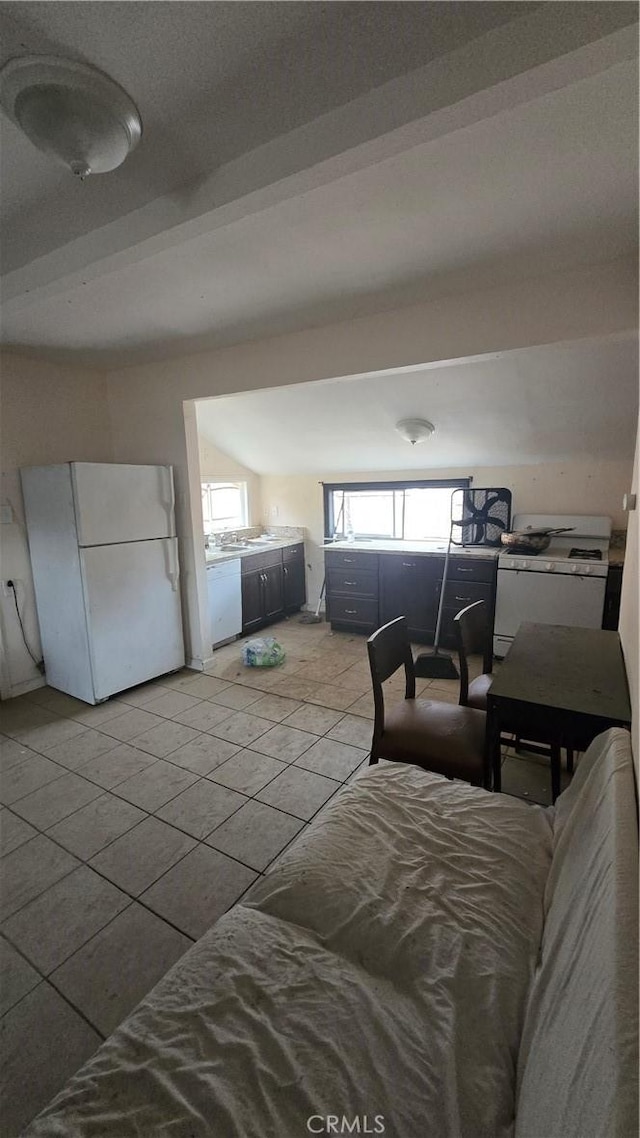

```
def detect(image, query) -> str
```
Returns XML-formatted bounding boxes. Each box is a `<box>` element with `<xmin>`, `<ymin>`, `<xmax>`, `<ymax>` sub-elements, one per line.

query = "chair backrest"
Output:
<box><xmin>367</xmin><ymin>617</ymin><xmax>415</xmax><ymax>739</ymax></box>
<box><xmin>453</xmin><ymin>600</ymin><xmax>492</xmax><ymax>705</ymax></box>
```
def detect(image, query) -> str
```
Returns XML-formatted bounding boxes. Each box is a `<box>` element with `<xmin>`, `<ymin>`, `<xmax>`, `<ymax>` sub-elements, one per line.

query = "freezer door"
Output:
<box><xmin>72</xmin><ymin>463</ymin><xmax>175</xmax><ymax>546</ymax></box>
<box><xmin>80</xmin><ymin>538</ymin><xmax>184</xmax><ymax>700</ymax></box>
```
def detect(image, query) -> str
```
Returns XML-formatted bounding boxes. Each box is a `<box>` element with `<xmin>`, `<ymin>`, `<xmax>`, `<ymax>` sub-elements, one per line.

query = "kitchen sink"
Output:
<box><xmin>220</xmin><ymin>542</ymin><xmax>251</xmax><ymax>551</ymax></box>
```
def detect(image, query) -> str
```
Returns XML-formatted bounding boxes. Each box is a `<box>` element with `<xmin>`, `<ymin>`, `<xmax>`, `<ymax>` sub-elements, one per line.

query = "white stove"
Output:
<box><xmin>494</xmin><ymin>514</ymin><xmax>611</xmax><ymax>657</ymax></box>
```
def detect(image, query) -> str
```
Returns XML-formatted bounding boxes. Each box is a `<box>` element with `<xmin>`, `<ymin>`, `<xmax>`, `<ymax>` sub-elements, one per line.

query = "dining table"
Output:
<box><xmin>486</xmin><ymin>622</ymin><xmax>632</xmax><ymax>801</ymax></box>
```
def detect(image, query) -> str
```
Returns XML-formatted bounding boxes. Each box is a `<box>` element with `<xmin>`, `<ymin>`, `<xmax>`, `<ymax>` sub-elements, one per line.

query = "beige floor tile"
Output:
<box><xmin>304</xmin><ymin>683</ymin><xmax>362</xmax><ymax>711</ymax></box>
<box><xmin>294</xmin><ymin>737</ymin><xmax>368</xmax><ymax>782</ymax></box>
<box><xmin>501</xmin><ymin>757</ymin><xmax>553</xmax><ymax>806</ymax></box>
<box><xmin>293</xmin><ymin>658</ymin><xmax>355</xmax><ymax>685</ymax></box>
<box><xmin>160</xmin><ymin>669</ymin><xmax>212</xmax><ymax>692</ymax></box>
<box><xmin>327</xmin><ymin>714</ymin><xmax>374</xmax><ymax>750</ymax></box>
<box><xmin>234</xmin><ymin>668</ymin><xmax>284</xmax><ymax>692</ymax></box>
<box><xmin>0</xmin><ymin>936</ymin><xmax>40</xmax><ymax>1015</ymax></box>
<box><xmin>426</xmin><ymin>676</ymin><xmax>461</xmax><ymax>696</ymax></box>
<box><xmin>141</xmin><ymin>845</ymin><xmax>256</xmax><ymax>939</ymax></box>
<box><xmin>0</xmin><ymin>982</ymin><xmax>101</xmax><ymax>1136</ymax></box>
<box><xmin>3</xmin><ymin>865</ymin><xmax>130</xmax><ymax>975</ymax></box>
<box><xmin>156</xmin><ymin>780</ymin><xmax>247</xmax><ymax>839</ymax></box>
<box><xmin>100</xmin><ymin>707</ymin><xmax>165</xmax><ymax>742</ymax></box>
<box><xmin>267</xmin><ymin>676</ymin><xmax>318</xmax><ymax>701</ymax></box>
<box><xmin>421</xmin><ymin>687</ymin><xmax>459</xmax><ymax>706</ymax></box>
<box><xmin>256</xmin><ymin>765</ymin><xmax>340</xmax><ymax>821</ymax></box>
<box><xmin>281</xmin><ymin>704</ymin><xmax>345</xmax><ymax>734</ymax></box>
<box><xmin>246</xmin><ymin>694</ymin><xmax>302</xmax><ymax>722</ymax></box>
<box><xmin>51</xmin><ymin>904</ymin><xmax>191</xmax><ymax>1036</ymax></box>
<box><xmin>210</xmin><ymin>749</ymin><xmax>287</xmax><ymax>795</ymax></box>
<box><xmin>209</xmin><ymin>711</ymin><xmax>273</xmax><ymax>747</ymax></box>
<box><xmin>10</xmin><ymin>772</ymin><xmax>103</xmax><ymax>831</ymax></box>
<box><xmin>39</xmin><ymin>728</ymin><xmax>119</xmax><ymax>770</ymax></box>
<box><xmin>0</xmin><ymin>703</ymin><xmax>60</xmax><ymax>740</ymax></box>
<box><xmin>114</xmin><ymin>681</ymin><xmax>174</xmax><ymax>708</ymax></box>
<box><xmin>250</xmin><ymin>723</ymin><xmax>319</xmax><ymax>763</ymax></box>
<box><xmin>0</xmin><ymin>737</ymin><xmax>37</xmax><ymax>773</ymax></box>
<box><xmin>26</xmin><ymin>690</ymin><xmax>88</xmax><ymax>718</ymax></box>
<box><xmin>208</xmin><ymin>684</ymin><xmax>263</xmax><ymax>711</ymax></box>
<box><xmin>13</xmin><ymin>716</ymin><xmax>87</xmax><ymax>753</ymax></box>
<box><xmin>77</xmin><ymin>743</ymin><xmax>158</xmax><ymax>790</ymax></box>
<box><xmin>170</xmin><ymin>674</ymin><xmax>232</xmax><ymax>700</ymax></box>
<box><xmin>140</xmin><ymin>690</ymin><xmax>203</xmax><ymax>720</ymax></box>
<box><xmin>0</xmin><ymin>834</ymin><xmax>79</xmax><ymax>922</ymax></box>
<box><xmin>46</xmin><ymin>793</ymin><xmax>146</xmax><ymax>860</ymax></box>
<box><xmin>71</xmin><ymin>700</ymin><xmax>134</xmax><ymax>728</ymax></box>
<box><xmin>0</xmin><ymin>753</ymin><xmax>66</xmax><ymax>806</ymax></box>
<box><xmin>89</xmin><ymin>816</ymin><xmax>196</xmax><ymax>896</ymax></box>
<box><xmin>114</xmin><ymin>759</ymin><xmax>199</xmax><ymax>812</ymax></box>
<box><xmin>131</xmin><ymin>720</ymin><xmax>201</xmax><ymax>759</ymax></box>
<box><xmin>0</xmin><ymin>808</ymin><xmax>38</xmax><ymax>857</ymax></box>
<box><xmin>171</xmin><ymin>701</ymin><xmax>234</xmax><ymax>733</ymax></box>
<box><xmin>330</xmin><ymin>692</ymin><xmax>373</xmax><ymax>718</ymax></box>
<box><xmin>206</xmin><ymin>800</ymin><xmax>304</xmax><ymax>871</ymax></box>
<box><xmin>164</xmin><ymin>734</ymin><xmax>240</xmax><ymax>775</ymax></box>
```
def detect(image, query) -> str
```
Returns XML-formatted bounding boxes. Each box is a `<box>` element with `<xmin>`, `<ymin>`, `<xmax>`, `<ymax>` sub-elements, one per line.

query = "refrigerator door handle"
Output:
<box><xmin>164</xmin><ymin>539</ymin><xmax>180</xmax><ymax>592</ymax></box>
<box><xmin>160</xmin><ymin>466</ymin><xmax>175</xmax><ymax>533</ymax></box>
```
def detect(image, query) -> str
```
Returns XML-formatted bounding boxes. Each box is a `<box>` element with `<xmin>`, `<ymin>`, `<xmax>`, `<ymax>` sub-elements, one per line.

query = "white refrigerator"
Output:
<box><xmin>21</xmin><ymin>462</ymin><xmax>185</xmax><ymax>704</ymax></box>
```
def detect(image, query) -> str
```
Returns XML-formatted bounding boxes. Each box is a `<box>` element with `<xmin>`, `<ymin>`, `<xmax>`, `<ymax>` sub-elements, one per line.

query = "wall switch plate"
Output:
<box><xmin>0</xmin><ymin>504</ymin><xmax>13</xmax><ymax>525</ymax></box>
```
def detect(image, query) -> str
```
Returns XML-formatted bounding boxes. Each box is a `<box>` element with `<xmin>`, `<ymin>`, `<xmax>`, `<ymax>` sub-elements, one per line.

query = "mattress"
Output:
<box><xmin>25</xmin><ymin>765</ymin><xmax>553</xmax><ymax>1138</ymax></box>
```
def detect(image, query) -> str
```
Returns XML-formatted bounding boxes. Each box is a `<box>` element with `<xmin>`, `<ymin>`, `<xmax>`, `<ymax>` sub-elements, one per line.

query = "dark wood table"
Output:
<box><xmin>486</xmin><ymin>623</ymin><xmax>632</xmax><ymax>801</ymax></box>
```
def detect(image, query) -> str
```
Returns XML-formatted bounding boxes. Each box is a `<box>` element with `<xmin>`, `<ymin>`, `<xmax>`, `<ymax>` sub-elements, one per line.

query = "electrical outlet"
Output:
<box><xmin>0</xmin><ymin>504</ymin><xmax>13</xmax><ymax>525</ymax></box>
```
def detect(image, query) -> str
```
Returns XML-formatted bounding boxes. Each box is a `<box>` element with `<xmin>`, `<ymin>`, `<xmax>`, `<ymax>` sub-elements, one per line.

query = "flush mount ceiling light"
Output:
<box><xmin>395</xmin><ymin>418</ymin><xmax>435</xmax><ymax>445</ymax></box>
<box><xmin>0</xmin><ymin>55</ymin><xmax>142</xmax><ymax>179</ymax></box>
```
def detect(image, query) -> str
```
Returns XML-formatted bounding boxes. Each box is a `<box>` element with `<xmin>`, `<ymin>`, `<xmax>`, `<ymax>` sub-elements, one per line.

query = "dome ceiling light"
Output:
<box><xmin>0</xmin><ymin>55</ymin><xmax>142</xmax><ymax>180</ymax></box>
<box><xmin>395</xmin><ymin>418</ymin><xmax>435</xmax><ymax>445</ymax></box>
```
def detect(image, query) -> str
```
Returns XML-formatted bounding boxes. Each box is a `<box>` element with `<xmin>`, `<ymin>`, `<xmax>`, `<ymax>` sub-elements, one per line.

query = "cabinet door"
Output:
<box><xmin>241</xmin><ymin>570</ymin><xmax>264</xmax><ymax>633</ymax></box>
<box><xmin>263</xmin><ymin>565</ymin><xmax>285</xmax><ymax>621</ymax></box>
<box><xmin>283</xmin><ymin>559</ymin><xmax>306</xmax><ymax>612</ymax></box>
<box><xmin>379</xmin><ymin>556</ymin><xmax>443</xmax><ymax>640</ymax></box>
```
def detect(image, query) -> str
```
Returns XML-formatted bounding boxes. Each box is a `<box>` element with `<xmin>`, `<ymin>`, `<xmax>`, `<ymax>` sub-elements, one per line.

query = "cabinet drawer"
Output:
<box><xmin>328</xmin><ymin>596</ymin><xmax>379</xmax><ymax>627</ymax></box>
<box><xmin>282</xmin><ymin>542</ymin><xmax>304</xmax><ymax>563</ymax></box>
<box><xmin>327</xmin><ymin>568</ymin><xmax>378</xmax><ymax>598</ymax></box>
<box><xmin>325</xmin><ymin>550</ymin><xmax>378</xmax><ymax>571</ymax></box>
<box><xmin>443</xmin><ymin>580</ymin><xmax>492</xmax><ymax>608</ymax></box>
<box><xmin>448</xmin><ymin>557</ymin><xmax>496</xmax><ymax>583</ymax></box>
<box><xmin>241</xmin><ymin>549</ymin><xmax>283</xmax><ymax>574</ymax></box>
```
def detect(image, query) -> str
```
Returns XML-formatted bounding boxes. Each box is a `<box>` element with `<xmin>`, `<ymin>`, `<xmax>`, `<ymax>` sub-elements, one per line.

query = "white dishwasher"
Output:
<box><xmin>207</xmin><ymin>558</ymin><xmax>242</xmax><ymax>649</ymax></box>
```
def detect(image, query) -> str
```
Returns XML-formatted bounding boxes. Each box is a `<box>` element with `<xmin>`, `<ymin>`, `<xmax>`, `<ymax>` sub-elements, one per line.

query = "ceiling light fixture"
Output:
<box><xmin>0</xmin><ymin>55</ymin><xmax>142</xmax><ymax>180</ymax></box>
<box><xmin>395</xmin><ymin>418</ymin><xmax>435</xmax><ymax>445</ymax></box>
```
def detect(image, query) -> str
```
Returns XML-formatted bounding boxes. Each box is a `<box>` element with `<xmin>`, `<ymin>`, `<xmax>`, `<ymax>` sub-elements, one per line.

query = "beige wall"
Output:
<box><xmin>0</xmin><ymin>352</ymin><xmax>113</xmax><ymax>696</ymax></box>
<box><xmin>259</xmin><ymin>459</ymin><xmax>633</xmax><ymax>611</ymax></box>
<box><xmin>105</xmin><ymin>257</ymin><xmax>637</xmax><ymax>668</ymax></box>
<box><xmin>619</xmin><ymin>416</ymin><xmax>639</xmax><ymax>772</ymax></box>
<box><xmin>197</xmin><ymin>433</ymin><xmax>261</xmax><ymax>528</ymax></box>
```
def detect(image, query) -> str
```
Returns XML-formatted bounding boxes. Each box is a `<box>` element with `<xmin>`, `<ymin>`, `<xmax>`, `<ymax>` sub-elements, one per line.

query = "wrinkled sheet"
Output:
<box><xmin>516</xmin><ymin>729</ymin><xmax>639</xmax><ymax>1138</ymax></box>
<box><xmin>26</xmin><ymin>766</ymin><xmax>553</xmax><ymax>1138</ymax></box>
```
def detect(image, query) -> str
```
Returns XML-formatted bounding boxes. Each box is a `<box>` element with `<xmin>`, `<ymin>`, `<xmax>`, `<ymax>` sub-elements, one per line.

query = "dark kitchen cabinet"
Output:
<box><xmin>438</xmin><ymin>557</ymin><xmax>497</xmax><ymax>648</ymax></box>
<box><xmin>240</xmin><ymin>542</ymin><xmax>305</xmax><ymax>633</ymax></box>
<box><xmin>283</xmin><ymin>556</ymin><xmax>306</xmax><ymax>612</ymax></box>
<box><xmin>379</xmin><ymin>554</ymin><xmax>444</xmax><ymax>641</ymax></box>
<box><xmin>602</xmin><ymin>563</ymin><xmax>623</xmax><ymax>630</ymax></box>
<box><xmin>325</xmin><ymin>550</ymin><xmax>380</xmax><ymax>632</ymax></box>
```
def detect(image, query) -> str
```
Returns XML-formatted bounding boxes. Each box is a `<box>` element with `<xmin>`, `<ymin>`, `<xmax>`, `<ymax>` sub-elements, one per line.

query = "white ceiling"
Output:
<box><xmin>195</xmin><ymin>335</ymin><xmax>639</xmax><ymax>474</ymax></box>
<box><xmin>0</xmin><ymin>2</ymin><xmax>638</xmax><ymax>366</ymax></box>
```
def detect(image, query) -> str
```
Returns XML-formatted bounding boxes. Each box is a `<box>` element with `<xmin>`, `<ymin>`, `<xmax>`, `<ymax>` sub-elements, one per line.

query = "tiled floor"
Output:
<box><xmin>0</xmin><ymin>617</ymin><xmax>568</xmax><ymax>1135</ymax></box>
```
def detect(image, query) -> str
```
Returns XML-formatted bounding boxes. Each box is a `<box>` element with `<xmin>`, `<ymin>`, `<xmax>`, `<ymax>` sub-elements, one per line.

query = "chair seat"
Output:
<box><xmin>378</xmin><ymin>697</ymin><xmax>486</xmax><ymax>784</ymax></box>
<box><xmin>467</xmin><ymin>673</ymin><xmax>492</xmax><ymax>711</ymax></box>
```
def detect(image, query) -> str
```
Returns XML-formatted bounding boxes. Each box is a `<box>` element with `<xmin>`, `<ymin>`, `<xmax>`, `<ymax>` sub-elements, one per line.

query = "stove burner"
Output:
<box><xmin>569</xmin><ymin>548</ymin><xmax>603</xmax><ymax>561</ymax></box>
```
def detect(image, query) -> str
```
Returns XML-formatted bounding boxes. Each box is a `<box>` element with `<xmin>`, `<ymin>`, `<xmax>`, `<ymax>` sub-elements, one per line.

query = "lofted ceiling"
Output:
<box><xmin>195</xmin><ymin>335</ymin><xmax>639</xmax><ymax>474</ymax></box>
<box><xmin>0</xmin><ymin>2</ymin><xmax>638</xmax><ymax>366</ymax></box>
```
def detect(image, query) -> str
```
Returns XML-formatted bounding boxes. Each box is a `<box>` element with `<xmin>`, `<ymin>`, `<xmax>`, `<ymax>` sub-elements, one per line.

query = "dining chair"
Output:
<box><xmin>366</xmin><ymin>616</ymin><xmax>490</xmax><ymax>788</ymax></box>
<box><xmin>454</xmin><ymin>599</ymin><xmax>573</xmax><ymax>777</ymax></box>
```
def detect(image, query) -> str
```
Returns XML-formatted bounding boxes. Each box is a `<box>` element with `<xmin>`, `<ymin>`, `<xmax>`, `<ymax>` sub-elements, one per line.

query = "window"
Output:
<box><xmin>324</xmin><ymin>479</ymin><xmax>470</xmax><ymax>542</ymax></box>
<box><xmin>202</xmin><ymin>482</ymin><xmax>248</xmax><ymax>532</ymax></box>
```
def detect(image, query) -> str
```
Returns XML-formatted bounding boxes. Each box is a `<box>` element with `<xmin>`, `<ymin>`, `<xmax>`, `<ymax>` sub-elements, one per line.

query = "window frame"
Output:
<box><xmin>323</xmin><ymin>478</ymin><xmax>471</xmax><ymax>542</ymax></box>
<box><xmin>201</xmin><ymin>480</ymin><xmax>248</xmax><ymax>532</ymax></box>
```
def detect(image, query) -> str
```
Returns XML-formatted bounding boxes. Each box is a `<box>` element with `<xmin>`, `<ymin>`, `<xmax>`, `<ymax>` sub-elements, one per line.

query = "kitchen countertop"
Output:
<box><xmin>323</xmin><ymin>539</ymin><xmax>500</xmax><ymax>559</ymax></box>
<box><xmin>205</xmin><ymin>537</ymin><xmax>303</xmax><ymax>567</ymax></box>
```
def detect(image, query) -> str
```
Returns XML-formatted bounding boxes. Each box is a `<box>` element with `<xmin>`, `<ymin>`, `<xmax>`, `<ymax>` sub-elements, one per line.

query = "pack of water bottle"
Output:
<box><xmin>241</xmin><ymin>637</ymin><xmax>286</xmax><ymax>668</ymax></box>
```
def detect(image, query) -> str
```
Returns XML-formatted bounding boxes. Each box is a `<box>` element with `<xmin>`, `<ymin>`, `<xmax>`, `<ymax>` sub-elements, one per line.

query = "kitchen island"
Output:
<box><xmin>323</xmin><ymin>539</ymin><xmax>499</xmax><ymax>643</ymax></box>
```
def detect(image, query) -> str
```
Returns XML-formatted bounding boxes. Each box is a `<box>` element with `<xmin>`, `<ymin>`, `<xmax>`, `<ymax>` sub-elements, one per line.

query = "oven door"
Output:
<box><xmin>494</xmin><ymin>568</ymin><xmax>606</xmax><ymax>641</ymax></box>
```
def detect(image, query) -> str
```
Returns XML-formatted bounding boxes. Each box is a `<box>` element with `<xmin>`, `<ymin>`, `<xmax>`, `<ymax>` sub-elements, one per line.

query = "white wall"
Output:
<box><xmin>105</xmin><ymin>257</ymin><xmax>638</xmax><ymax>668</ymax></box>
<box><xmin>197</xmin><ymin>432</ymin><xmax>261</xmax><ymax>528</ymax></box>
<box><xmin>619</xmin><ymin>416</ymin><xmax>639</xmax><ymax>771</ymax></box>
<box><xmin>0</xmin><ymin>352</ymin><xmax>113</xmax><ymax>696</ymax></box>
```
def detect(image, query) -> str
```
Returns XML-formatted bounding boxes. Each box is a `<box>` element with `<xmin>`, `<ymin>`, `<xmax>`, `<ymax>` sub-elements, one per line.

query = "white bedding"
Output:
<box><xmin>26</xmin><ymin>766</ymin><xmax>552</xmax><ymax>1138</ymax></box>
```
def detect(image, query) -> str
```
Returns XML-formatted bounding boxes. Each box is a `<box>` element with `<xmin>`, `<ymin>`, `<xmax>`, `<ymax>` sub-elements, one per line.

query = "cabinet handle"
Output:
<box><xmin>456</xmin><ymin>567</ymin><xmax>474</xmax><ymax>573</ymax></box>
<box><xmin>455</xmin><ymin>595</ymin><xmax>472</xmax><ymax>603</ymax></box>
<box><xmin>345</xmin><ymin>608</ymin><xmax>358</xmax><ymax>615</ymax></box>
<box><xmin>283</xmin><ymin>566</ymin><xmax>288</xmax><ymax>576</ymax></box>
<box><xmin>343</xmin><ymin>558</ymin><xmax>355</xmax><ymax>563</ymax></box>
<box><xmin>343</xmin><ymin>580</ymin><xmax>357</xmax><ymax>586</ymax></box>
<box><xmin>402</xmin><ymin>562</ymin><xmax>416</xmax><ymax>568</ymax></box>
